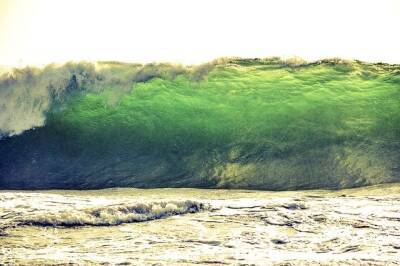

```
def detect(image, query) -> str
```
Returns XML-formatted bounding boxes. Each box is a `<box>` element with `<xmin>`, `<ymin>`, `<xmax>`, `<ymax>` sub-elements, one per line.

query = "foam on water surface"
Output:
<box><xmin>1</xmin><ymin>186</ymin><xmax>400</xmax><ymax>265</ymax></box>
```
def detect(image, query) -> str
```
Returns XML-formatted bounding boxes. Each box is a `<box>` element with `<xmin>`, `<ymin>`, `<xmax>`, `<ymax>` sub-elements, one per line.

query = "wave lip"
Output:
<box><xmin>18</xmin><ymin>200</ymin><xmax>206</xmax><ymax>227</ymax></box>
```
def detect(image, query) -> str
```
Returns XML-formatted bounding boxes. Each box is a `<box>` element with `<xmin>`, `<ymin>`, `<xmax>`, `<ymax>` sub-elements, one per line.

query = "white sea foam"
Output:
<box><xmin>11</xmin><ymin>200</ymin><xmax>206</xmax><ymax>227</ymax></box>
<box><xmin>2</xmin><ymin>188</ymin><xmax>400</xmax><ymax>265</ymax></box>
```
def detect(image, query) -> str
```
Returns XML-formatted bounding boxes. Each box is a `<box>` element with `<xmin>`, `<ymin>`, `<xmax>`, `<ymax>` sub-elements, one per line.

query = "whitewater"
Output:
<box><xmin>1</xmin><ymin>185</ymin><xmax>400</xmax><ymax>265</ymax></box>
<box><xmin>1</xmin><ymin>58</ymin><xmax>399</xmax><ymax>264</ymax></box>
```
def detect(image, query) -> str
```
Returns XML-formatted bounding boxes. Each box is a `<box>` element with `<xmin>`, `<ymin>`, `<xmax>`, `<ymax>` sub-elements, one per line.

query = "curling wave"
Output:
<box><xmin>0</xmin><ymin>58</ymin><xmax>399</xmax><ymax>190</ymax></box>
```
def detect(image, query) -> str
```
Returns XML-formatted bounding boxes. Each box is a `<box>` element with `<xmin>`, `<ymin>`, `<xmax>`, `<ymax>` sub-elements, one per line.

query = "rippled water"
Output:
<box><xmin>1</xmin><ymin>185</ymin><xmax>400</xmax><ymax>265</ymax></box>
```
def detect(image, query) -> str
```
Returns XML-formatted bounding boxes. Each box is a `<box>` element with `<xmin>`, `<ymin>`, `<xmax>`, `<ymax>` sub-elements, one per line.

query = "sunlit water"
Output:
<box><xmin>1</xmin><ymin>185</ymin><xmax>400</xmax><ymax>265</ymax></box>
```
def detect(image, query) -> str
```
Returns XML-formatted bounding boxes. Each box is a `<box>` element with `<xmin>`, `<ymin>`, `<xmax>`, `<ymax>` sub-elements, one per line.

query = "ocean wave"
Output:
<box><xmin>16</xmin><ymin>200</ymin><xmax>206</xmax><ymax>227</ymax></box>
<box><xmin>1</xmin><ymin>58</ymin><xmax>399</xmax><ymax>190</ymax></box>
<box><xmin>0</xmin><ymin>61</ymin><xmax>212</xmax><ymax>138</ymax></box>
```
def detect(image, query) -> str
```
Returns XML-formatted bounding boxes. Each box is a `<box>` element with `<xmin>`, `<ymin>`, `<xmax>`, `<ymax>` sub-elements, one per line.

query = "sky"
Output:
<box><xmin>0</xmin><ymin>0</ymin><xmax>399</xmax><ymax>67</ymax></box>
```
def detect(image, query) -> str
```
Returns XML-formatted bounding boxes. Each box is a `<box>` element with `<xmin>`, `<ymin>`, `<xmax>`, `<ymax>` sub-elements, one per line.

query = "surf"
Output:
<box><xmin>0</xmin><ymin>58</ymin><xmax>399</xmax><ymax>190</ymax></box>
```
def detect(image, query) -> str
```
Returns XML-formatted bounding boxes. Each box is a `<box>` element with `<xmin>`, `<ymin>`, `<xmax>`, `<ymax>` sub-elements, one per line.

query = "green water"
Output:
<box><xmin>0</xmin><ymin>59</ymin><xmax>399</xmax><ymax>189</ymax></box>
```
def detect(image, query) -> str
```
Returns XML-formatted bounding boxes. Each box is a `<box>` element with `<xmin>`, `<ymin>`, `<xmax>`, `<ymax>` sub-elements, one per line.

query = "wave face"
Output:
<box><xmin>0</xmin><ymin>58</ymin><xmax>399</xmax><ymax>190</ymax></box>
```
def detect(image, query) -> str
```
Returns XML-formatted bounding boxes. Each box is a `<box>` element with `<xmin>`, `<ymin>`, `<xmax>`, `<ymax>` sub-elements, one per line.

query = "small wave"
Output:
<box><xmin>17</xmin><ymin>200</ymin><xmax>206</xmax><ymax>227</ymax></box>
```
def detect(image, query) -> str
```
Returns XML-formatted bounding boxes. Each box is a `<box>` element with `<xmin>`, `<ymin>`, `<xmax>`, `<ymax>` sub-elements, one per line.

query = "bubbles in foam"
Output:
<box><xmin>17</xmin><ymin>200</ymin><xmax>206</xmax><ymax>227</ymax></box>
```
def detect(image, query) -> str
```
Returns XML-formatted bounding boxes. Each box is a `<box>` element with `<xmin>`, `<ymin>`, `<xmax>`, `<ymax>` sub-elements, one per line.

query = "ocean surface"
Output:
<box><xmin>1</xmin><ymin>185</ymin><xmax>400</xmax><ymax>265</ymax></box>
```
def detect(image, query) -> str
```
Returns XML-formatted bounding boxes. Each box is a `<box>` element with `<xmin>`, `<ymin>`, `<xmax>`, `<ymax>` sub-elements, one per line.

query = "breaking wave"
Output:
<box><xmin>0</xmin><ymin>58</ymin><xmax>399</xmax><ymax>190</ymax></box>
<box><xmin>17</xmin><ymin>200</ymin><xmax>206</xmax><ymax>227</ymax></box>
